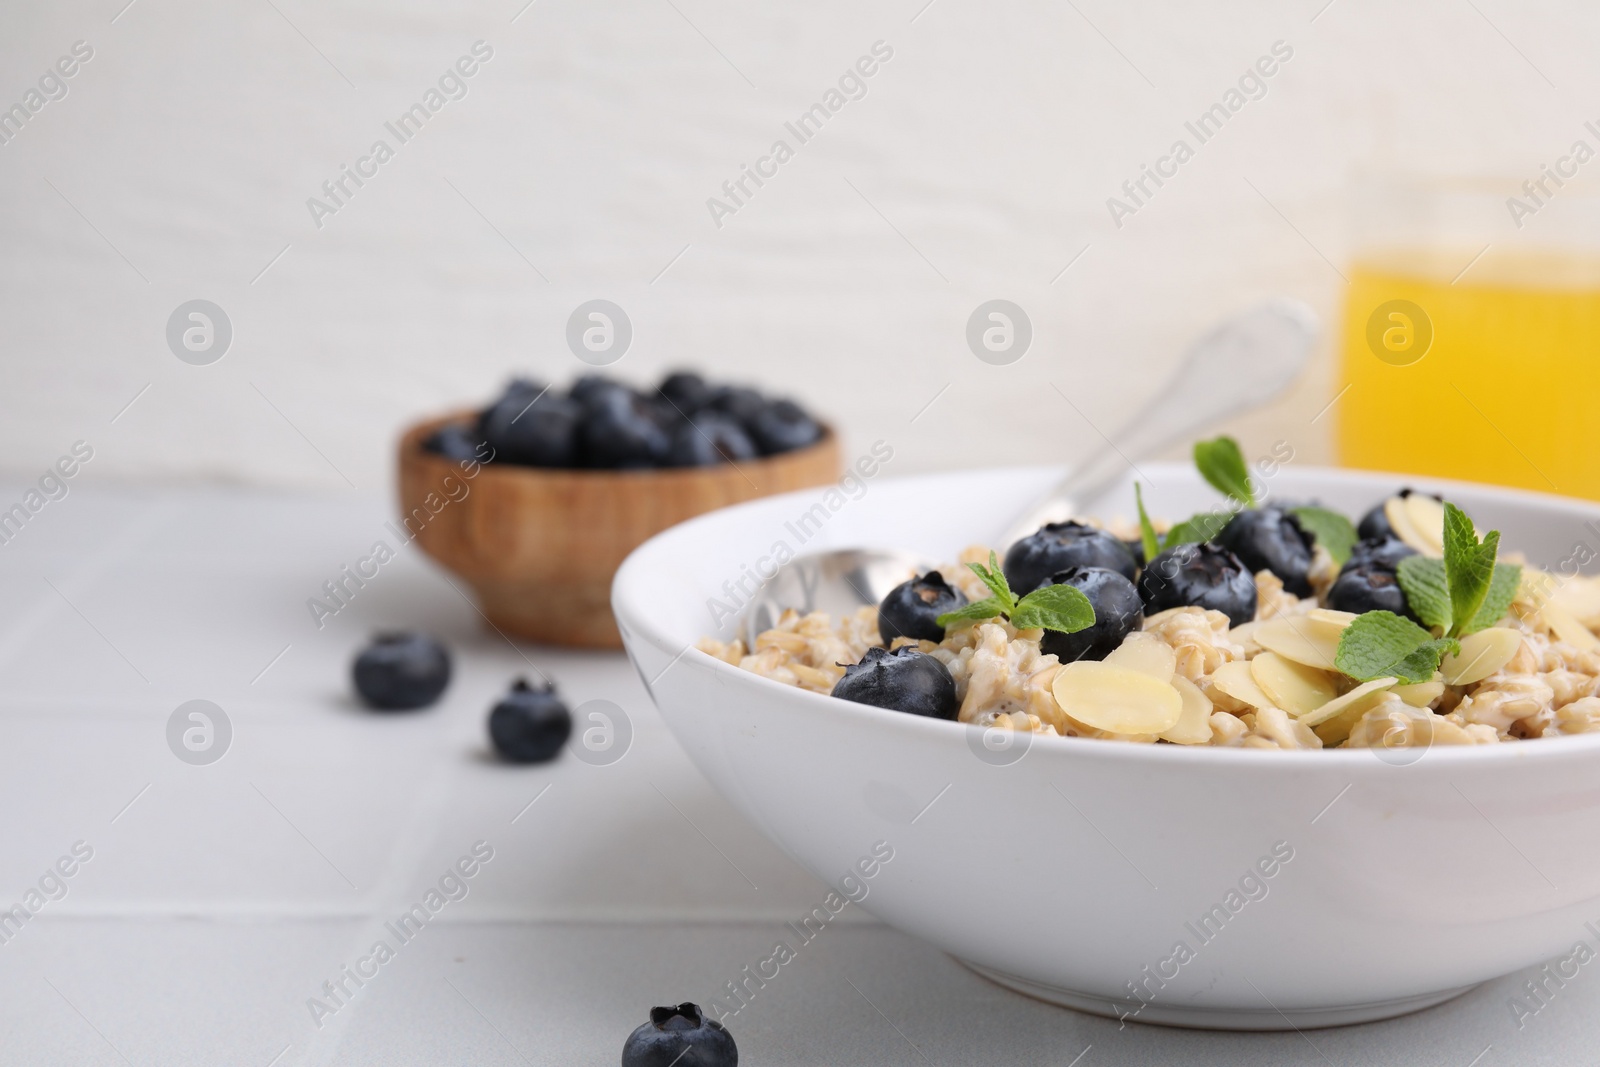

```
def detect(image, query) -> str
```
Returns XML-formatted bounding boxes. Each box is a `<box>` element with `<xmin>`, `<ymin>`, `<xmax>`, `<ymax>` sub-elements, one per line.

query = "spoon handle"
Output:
<box><xmin>993</xmin><ymin>298</ymin><xmax>1320</xmax><ymax>547</ymax></box>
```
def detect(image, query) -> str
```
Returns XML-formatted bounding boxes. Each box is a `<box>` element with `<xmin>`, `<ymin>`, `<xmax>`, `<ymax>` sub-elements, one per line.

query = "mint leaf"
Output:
<box><xmin>1194</xmin><ymin>436</ymin><xmax>1256</xmax><ymax>508</ymax></box>
<box><xmin>1162</xmin><ymin>509</ymin><xmax>1233</xmax><ymax>549</ymax></box>
<box><xmin>1290</xmin><ymin>506</ymin><xmax>1358</xmax><ymax>565</ymax></box>
<box><xmin>1442</xmin><ymin>503</ymin><xmax>1499</xmax><ymax>637</ymax></box>
<box><xmin>965</xmin><ymin>551</ymin><xmax>1017</xmax><ymax>614</ymax></box>
<box><xmin>935</xmin><ymin>577</ymin><xmax>1098</xmax><ymax>635</ymax></box>
<box><xmin>1334</xmin><ymin>611</ymin><xmax>1459</xmax><ymax>685</ymax></box>
<box><xmin>1441</xmin><ymin>500</ymin><xmax>1476</xmax><ymax>560</ymax></box>
<box><xmin>1467</xmin><ymin>562</ymin><xmax>1522</xmax><ymax>633</ymax></box>
<box><xmin>1012</xmin><ymin>582</ymin><xmax>1096</xmax><ymax>634</ymax></box>
<box><xmin>1397</xmin><ymin>556</ymin><xmax>1452</xmax><ymax>630</ymax></box>
<box><xmin>1134</xmin><ymin>482</ymin><xmax>1161</xmax><ymax>562</ymax></box>
<box><xmin>936</xmin><ymin>596</ymin><xmax>1008</xmax><ymax>629</ymax></box>
<box><xmin>1391</xmin><ymin>638</ymin><xmax>1461</xmax><ymax>685</ymax></box>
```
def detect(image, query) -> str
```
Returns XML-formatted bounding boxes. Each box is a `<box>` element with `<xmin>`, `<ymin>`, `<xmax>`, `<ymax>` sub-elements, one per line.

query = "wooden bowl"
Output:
<box><xmin>396</xmin><ymin>412</ymin><xmax>842</xmax><ymax>649</ymax></box>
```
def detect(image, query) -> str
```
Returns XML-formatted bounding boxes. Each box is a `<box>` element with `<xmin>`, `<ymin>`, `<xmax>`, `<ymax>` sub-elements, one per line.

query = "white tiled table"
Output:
<box><xmin>0</xmin><ymin>487</ymin><xmax>1593</xmax><ymax>1065</ymax></box>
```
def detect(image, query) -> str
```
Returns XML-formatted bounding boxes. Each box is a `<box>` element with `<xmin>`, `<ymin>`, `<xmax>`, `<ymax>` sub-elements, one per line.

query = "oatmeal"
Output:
<box><xmin>695</xmin><ymin>449</ymin><xmax>1600</xmax><ymax>752</ymax></box>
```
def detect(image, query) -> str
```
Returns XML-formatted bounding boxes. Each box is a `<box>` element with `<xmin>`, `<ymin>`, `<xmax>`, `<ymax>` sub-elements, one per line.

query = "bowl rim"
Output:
<box><xmin>615</xmin><ymin>460</ymin><xmax>1600</xmax><ymax>769</ymax></box>
<box><xmin>398</xmin><ymin>409</ymin><xmax>840</xmax><ymax>484</ymax></box>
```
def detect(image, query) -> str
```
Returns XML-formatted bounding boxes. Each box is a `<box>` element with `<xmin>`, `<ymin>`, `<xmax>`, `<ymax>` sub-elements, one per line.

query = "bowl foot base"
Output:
<box><xmin>477</xmin><ymin>587</ymin><xmax>622</xmax><ymax>650</ymax></box>
<box><xmin>958</xmin><ymin>960</ymin><xmax>1480</xmax><ymax>1031</ymax></box>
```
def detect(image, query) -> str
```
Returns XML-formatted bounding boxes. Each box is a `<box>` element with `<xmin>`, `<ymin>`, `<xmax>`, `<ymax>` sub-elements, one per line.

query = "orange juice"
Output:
<box><xmin>1338</xmin><ymin>251</ymin><xmax>1600</xmax><ymax>500</ymax></box>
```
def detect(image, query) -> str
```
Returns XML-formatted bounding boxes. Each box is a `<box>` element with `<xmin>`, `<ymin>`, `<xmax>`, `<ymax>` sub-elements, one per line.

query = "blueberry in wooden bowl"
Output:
<box><xmin>398</xmin><ymin>372</ymin><xmax>839</xmax><ymax>649</ymax></box>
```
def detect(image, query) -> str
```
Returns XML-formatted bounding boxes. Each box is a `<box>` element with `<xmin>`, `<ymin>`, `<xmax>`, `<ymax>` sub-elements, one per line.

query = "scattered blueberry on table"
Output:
<box><xmin>487</xmin><ymin>678</ymin><xmax>573</xmax><ymax>763</ymax></box>
<box><xmin>352</xmin><ymin>633</ymin><xmax>452</xmax><ymax>710</ymax></box>
<box><xmin>831</xmin><ymin>646</ymin><xmax>959</xmax><ymax>719</ymax></box>
<box><xmin>621</xmin><ymin>1002</ymin><xmax>738</xmax><ymax>1067</ymax></box>
<box><xmin>424</xmin><ymin>371</ymin><xmax>822</xmax><ymax>470</ymax></box>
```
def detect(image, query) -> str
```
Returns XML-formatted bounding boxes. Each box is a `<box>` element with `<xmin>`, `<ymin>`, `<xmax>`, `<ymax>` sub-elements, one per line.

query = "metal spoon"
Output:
<box><xmin>741</xmin><ymin>298</ymin><xmax>1320</xmax><ymax>646</ymax></box>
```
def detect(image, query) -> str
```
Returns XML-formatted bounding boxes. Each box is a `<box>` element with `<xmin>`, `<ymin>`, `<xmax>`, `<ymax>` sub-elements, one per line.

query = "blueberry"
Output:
<box><xmin>1123</xmin><ymin>538</ymin><xmax>1147</xmax><ymax>569</ymax></box>
<box><xmin>1003</xmin><ymin>521</ymin><xmax>1138</xmax><ymax>595</ymax></box>
<box><xmin>878</xmin><ymin>571</ymin><xmax>967</xmax><ymax>644</ymax></box>
<box><xmin>657</xmin><ymin>371</ymin><xmax>715</xmax><ymax>415</ymax></box>
<box><xmin>831</xmin><ymin>647</ymin><xmax>958</xmax><ymax>719</ymax></box>
<box><xmin>1357</xmin><ymin>488</ymin><xmax>1441</xmax><ymax>542</ymax></box>
<box><xmin>705</xmin><ymin>386</ymin><xmax>767</xmax><ymax>425</ymax></box>
<box><xmin>581</xmin><ymin>392</ymin><xmax>671</xmax><ymax>468</ymax></box>
<box><xmin>1355</xmin><ymin>503</ymin><xmax>1392</xmax><ymax>542</ymax></box>
<box><xmin>482</xmin><ymin>393</ymin><xmax>583</xmax><ymax>467</ymax></box>
<box><xmin>645</xmin><ymin>397</ymin><xmax>691</xmax><ymax>431</ymax></box>
<box><xmin>621</xmin><ymin>1003</ymin><xmax>737</xmax><ymax>1067</ymax></box>
<box><xmin>476</xmin><ymin>378</ymin><xmax>545</xmax><ymax>428</ymax></box>
<box><xmin>1326</xmin><ymin>564</ymin><xmax>1414</xmax><ymax>619</ymax></box>
<box><xmin>1036</xmin><ymin>567</ymin><xmax>1144</xmax><ymax>663</ymax></box>
<box><xmin>570</xmin><ymin>374</ymin><xmax>632</xmax><ymax>413</ymax></box>
<box><xmin>1136</xmin><ymin>542</ymin><xmax>1258</xmax><ymax>628</ymax></box>
<box><xmin>1344</xmin><ymin>536</ymin><xmax>1418</xmax><ymax>572</ymax></box>
<box><xmin>747</xmin><ymin>399</ymin><xmax>823</xmax><ymax>455</ymax></box>
<box><xmin>487</xmin><ymin>679</ymin><xmax>572</xmax><ymax>763</ymax></box>
<box><xmin>1214</xmin><ymin>508</ymin><xmax>1315</xmax><ymax>597</ymax></box>
<box><xmin>1328</xmin><ymin>536</ymin><xmax>1419</xmax><ymax>619</ymax></box>
<box><xmin>665</xmin><ymin>413</ymin><xmax>759</xmax><ymax>467</ymax></box>
<box><xmin>423</xmin><ymin>422</ymin><xmax>487</xmax><ymax>464</ymax></box>
<box><xmin>352</xmin><ymin>633</ymin><xmax>451</xmax><ymax>710</ymax></box>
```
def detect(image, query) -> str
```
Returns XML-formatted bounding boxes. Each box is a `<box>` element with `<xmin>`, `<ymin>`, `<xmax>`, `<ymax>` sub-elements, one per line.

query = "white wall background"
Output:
<box><xmin>0</xmin><ymin>0</ymin><xmax>1591</xmax><ymax>489</ymax></box>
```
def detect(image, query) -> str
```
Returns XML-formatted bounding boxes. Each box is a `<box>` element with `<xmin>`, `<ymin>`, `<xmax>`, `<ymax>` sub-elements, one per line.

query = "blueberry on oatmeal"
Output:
<box><xmin>1355</xmin><ymin>501</ymin><xmax>1393</xmax><ymax>542</ymax></box>
<box><xmin>1326</xmin><ymin>563</ymin><xmax>1412</xmax><ymax>619</ymax></box>
<box><xmin>621</xmin><ymin>1002</ymin><xmax>737</xmax><ymax>1067</ymax></box>
<box><xmin>1214</xmin><ymin>507</ymin><xmax>1316</xmax><ymax>597</ymax></box>
<box><xmin>1036</xmin><ymin>567</ymin><xmax>1144</xmax><ymax>663</ymax></box>
<box><xmin>1357</xmin><ymin>488</ymin><xmax>1443</xmax><ymax>542</ymax></box>
<box><xmin>878</xmin><ymin>571</ymin><xmax>967</xmax><ymax>644</ymax></box>
<box><xmin>1136</xmin><ymin>542</ymin><xmax>1257</xmax><ymax>627</ymax></box>
<box><xmin>1123</xmin><ymin>538</ymin><xmax>1147</xmax><ymax>569</ymax></box>
<box><xmin>1344</xmin><ymin>535</ymin><xmax>1418</xmax><ymax>572</ymax></box>
<box><xmin>1003</xmin><ymin>521</ymin><xmax>1138</xmax><ymax>595</ymax></box>
<box><xmin>1327</xmin><ymin>536</ymin><xmax>1419</xmax><ymax>618</ymax></box>
<box><xmin>831</xmin><ymin>647</ymin><xmax>958</xmax><ymax>719</ymax></box>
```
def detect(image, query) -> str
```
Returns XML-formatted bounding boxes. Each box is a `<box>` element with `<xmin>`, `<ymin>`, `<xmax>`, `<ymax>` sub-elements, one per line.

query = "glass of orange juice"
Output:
<box><xmin>1337</xmin><ymin>175</ymin><xmax>1600</xmax><ymax>500</ymax></box>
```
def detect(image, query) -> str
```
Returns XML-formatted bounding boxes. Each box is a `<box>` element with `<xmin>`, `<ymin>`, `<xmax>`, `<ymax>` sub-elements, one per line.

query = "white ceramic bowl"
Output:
<box><xmin>613</xmin><ymin>463</ymin><xmax>1600</xmax><ymax>1030</ymax></box>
